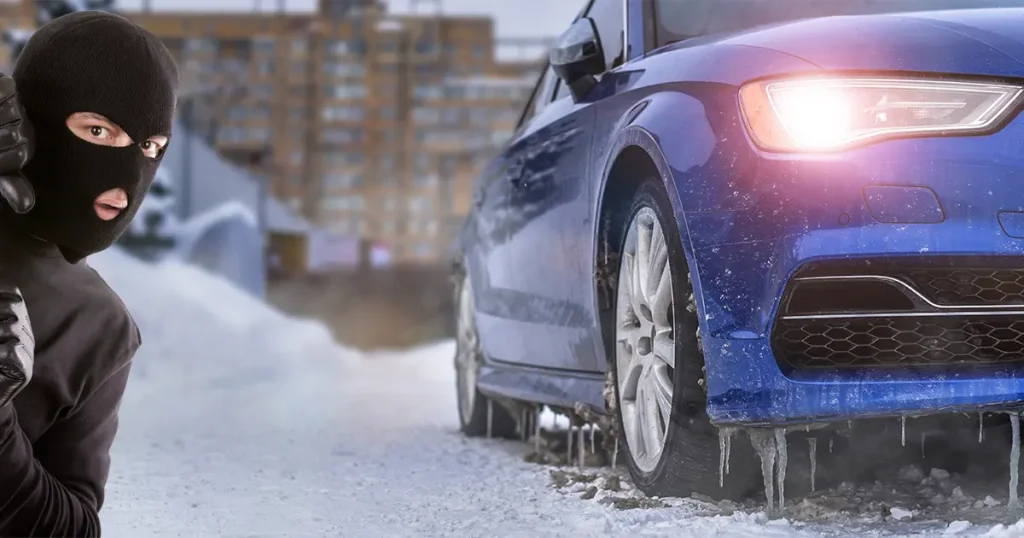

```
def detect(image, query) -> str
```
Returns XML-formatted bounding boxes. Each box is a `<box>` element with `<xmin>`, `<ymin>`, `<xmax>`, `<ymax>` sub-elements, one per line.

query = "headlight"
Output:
<box><xmin>738</xmin><ymin>77</ymin><xmax>1024</xmax><ymax>152</ymax></box>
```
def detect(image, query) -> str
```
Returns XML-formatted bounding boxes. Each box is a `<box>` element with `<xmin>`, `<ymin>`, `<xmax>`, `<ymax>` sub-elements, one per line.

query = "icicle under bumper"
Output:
<box><xmin>1011</xmin><ymin>412</ymin><xmax>1021</xmax><ymax>510</ymax></box>
<box><xmin>748</xmin><ymin>428</ymin><xmax>788</xmax><ymax>515</ymax></box>
<box><xmin>807</xmin><ymin>438</ymin><xmax>817</xmax><ymax>493</ymax></box>
<box><xmin>718</xmin><ymin>428</ymin><xmax>735</xmax><ymax>488</ymax></box>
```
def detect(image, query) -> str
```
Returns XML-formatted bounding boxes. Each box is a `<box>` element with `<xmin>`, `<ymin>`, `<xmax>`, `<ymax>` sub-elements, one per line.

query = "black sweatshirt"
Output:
<box><xmin>0</xmin><ymin>218</ymin><xmax>140</xmax><ymax>538</ymax></box>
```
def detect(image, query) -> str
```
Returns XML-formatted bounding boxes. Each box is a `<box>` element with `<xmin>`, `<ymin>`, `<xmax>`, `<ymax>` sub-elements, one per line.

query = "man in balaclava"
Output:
<box><xmin>0</xmin><ymin>10</ymin><xmax>178</xmax><ymax>537</ymax></box>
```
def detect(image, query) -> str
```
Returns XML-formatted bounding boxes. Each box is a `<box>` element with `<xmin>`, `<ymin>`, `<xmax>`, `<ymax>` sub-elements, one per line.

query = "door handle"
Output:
<box><xmin>505</xmin><ymin>157</ymin><xmax>525</xmax><ymax>186</ymax></box>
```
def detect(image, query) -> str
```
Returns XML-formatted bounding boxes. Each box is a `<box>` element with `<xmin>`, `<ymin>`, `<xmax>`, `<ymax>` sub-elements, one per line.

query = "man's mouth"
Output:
<box><xmin>94</xmin><ymin>188</ymin><xmax>128</xmax><ymax>221</ymax></box>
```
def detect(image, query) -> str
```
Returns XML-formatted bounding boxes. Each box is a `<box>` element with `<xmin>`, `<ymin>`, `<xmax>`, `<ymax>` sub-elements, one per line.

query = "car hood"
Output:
<box><xmin>719</xmin><ymin>8</ymin><xmax>1024</xmax><ymax>78</ymax></box>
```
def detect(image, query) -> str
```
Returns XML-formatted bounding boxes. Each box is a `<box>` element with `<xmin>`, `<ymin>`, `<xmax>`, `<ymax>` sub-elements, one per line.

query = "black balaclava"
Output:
<box><xmin>12</xmin><ymin>11</ymin><xmax>178</xmax><ymax>263</ymax></box>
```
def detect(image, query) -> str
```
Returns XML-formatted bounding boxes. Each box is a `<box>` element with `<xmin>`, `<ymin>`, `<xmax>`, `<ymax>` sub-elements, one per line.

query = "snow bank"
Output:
<box><xmin>89</xmin><ymin>247</ymin><xmax>359</xmax><ymax>430</ymax></box>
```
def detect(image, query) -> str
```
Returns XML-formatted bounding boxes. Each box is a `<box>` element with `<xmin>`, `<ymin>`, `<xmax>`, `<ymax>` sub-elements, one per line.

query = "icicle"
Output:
<box><xmin>901</xmin><ymin>416</ymin><xmax>907</xmax><ymax>447</ymax></box>
<box><xmin>486</xmin><ymin>400</ymin><xmax>494</xmax><ymax>438</ymax></box>
<box><xmin>1010</xmin><ymin>412</ymin><xmax>1021</xmax><ymax>510</ymax></box>
<box><xmin>805</xmin><ymin>425</ymin><xmax>810</xmax><ymax>433</ymax></box>
<box><xmin>807</xmin><ymin>438</ymin><xmax>818</xmax><ymax>493</ymax></box>
<box><xmin>748</xmin><ymin>429</ymin><xmax>778</xmax><ymax>515</ymax></box>
<box><xmin>921</xmin><ymin>432</ymin><xmax>927</xmax><ymax>458</ymax></box>
<box><xmin>979</xmin><ymin>412</ymin><xmax>985</xmax><ymax>444</ymax></box>
<box><xmin>725</xmin><ymin>432</ymin><xmax>732</xmax><ymax>475</ymax></box>
<box><xmin>589</xmin><ymin>426</ymin><xmax>595</xmax><ymax>454</ymax></box>
<box><xmin>533</xmin><ymin>408</ymin><xmax>542</xmax><ymax>453</ymax></box>
<box><xmin>775</xmin><ymin>428</ymin><xmax>788</xmax><ymax>511</ymax></box>
<box><xmin>719</xmin><ymin>431</ymin><xmax>727</xmax><ymax>488</ymax></box>
<box><xmin>520</xmin><ymin>409</ymin><xmax>528</xmax><ymax>442</ymax></box>
<box><xmin>612</xmin><ymin>436</ymin><xmax>619</xmax><ymax>468</ymax></box>
<box><xmin>847</xmin><ymin>420</ymin><xmax>853</xmax><ymax>430</ymax></box>
<box><xmin>718</xmin><ymin>428</ymin><xmax>737</xmax><ymax>487</ymax></box>
<box><xmin>577</xmin><ymin>424</ymin><xmax>585</xmax><ymax>470</ymax></box>
<box><xmin>567</xmin><ymin>422</ymin><xmax>574</xmax><ymax>466</ymax></box>
<box><xmin>829</xmin><ymin>436</ymin><xmax>834</xmax><ymax>454</ymax></box>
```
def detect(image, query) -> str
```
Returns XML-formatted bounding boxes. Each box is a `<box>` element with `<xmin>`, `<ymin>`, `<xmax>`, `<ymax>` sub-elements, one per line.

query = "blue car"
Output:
<box><xmin>452</xmin><ymin>0</ymin><xmax>1024</xmax><ymax>499</ymax></box>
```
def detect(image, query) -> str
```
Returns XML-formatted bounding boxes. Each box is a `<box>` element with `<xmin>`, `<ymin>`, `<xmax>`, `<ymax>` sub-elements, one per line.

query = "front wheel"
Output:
<box><xmin>611</xmin><ymin>180</ymin><xmax>758</xmax><ymax>499</ymax></box>
<box><xmin>453</xmin><ymin>270</ymin><xmax>516</xmax><ymax>438</ymax></box>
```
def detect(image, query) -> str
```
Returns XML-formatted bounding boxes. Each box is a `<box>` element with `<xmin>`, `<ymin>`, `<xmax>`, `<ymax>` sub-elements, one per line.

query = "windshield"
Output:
<box><xmin>653</xmin><ymin>0</ymin><xmax>1024</xmax><ymax>47</ymax></box>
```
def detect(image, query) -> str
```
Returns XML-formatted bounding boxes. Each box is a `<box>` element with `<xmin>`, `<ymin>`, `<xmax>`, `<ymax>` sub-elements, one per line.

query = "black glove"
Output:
<box><xmin>0</xmin><ymin>285</ymin><xmax>32</xmax><ymax>409</ymax></box>
<box><xmin>0</xmin><ymin>74</ymin><xmax>34</xmax><ymax>215</ymax></box>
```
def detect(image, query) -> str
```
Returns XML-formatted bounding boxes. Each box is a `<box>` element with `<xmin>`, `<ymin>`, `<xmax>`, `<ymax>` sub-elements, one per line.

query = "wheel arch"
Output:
<box><xmin>593</xmin><ymin>108</ymin><xmax>709</xmax><ymax>373</ymax></box>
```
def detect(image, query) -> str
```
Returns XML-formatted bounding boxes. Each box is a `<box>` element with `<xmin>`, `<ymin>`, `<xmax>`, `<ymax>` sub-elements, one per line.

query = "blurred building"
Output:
<box><xmin>120</xmin><ymin>0</ymin><xmax>545</xmax><ymax>265</ymax></box>
<box><xmin>0</xmin><ymin>0</ymin><xmax>39</xmax><ymax>70</ymax></box>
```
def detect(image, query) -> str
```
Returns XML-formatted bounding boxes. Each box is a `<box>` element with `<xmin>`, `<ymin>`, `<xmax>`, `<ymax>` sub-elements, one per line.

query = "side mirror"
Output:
<box><xmin>550</xmin><ymin>18</ymin><xmax>605</xmax><ymax>102</ymax></box>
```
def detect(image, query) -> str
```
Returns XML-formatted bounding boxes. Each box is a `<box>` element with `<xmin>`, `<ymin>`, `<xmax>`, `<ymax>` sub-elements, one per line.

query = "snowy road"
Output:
<box><xmin>87</xmin><ymin>250</ymin><xmax>1024</xmax><ymax>537</ymax></box>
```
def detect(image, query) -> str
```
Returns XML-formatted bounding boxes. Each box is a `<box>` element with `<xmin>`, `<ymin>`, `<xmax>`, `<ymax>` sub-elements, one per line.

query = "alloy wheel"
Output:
<box><xmin>455</xmin><ymin>277</ymin><xmax>480</xmax><ymax>421</ymax></box>
<box><xmin>616</xmin><ymin>206</ymin><xmax>676</xmax><ymax>473</ymax></box>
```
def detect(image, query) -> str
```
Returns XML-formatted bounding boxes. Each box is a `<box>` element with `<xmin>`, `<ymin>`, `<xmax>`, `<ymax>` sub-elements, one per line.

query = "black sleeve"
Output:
<box><xmin>0</xmin><ymin>358</ymin><xmax>133</xmax><ymax>538</ymax></box>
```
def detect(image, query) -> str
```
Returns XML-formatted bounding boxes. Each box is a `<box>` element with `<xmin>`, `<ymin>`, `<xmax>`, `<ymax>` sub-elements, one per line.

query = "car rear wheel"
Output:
<box><xmin>454</xmin><ymin>271</ymin><xmax>517</xmax><ymax>438</ymax></box>
<box><xmin>612</xmin><ymin>181</ymin><xmax>758</xmax><ymax>499</ymax></box>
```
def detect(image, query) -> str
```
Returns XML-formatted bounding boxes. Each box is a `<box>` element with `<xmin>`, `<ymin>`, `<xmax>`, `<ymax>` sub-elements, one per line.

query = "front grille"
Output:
<box><xmin>772</xmin><ymin>257</ymin><xmax>1024</xmax><ymax>371</ymax></box>
<box><xmin>901</xmin><ymin>268</ymin><xmax>1024</xmax><ymax>306</ymax></box>
<box><xmin>774</xmin><ymin>317</ymin><xmax>1024</xmax><ymax>369</ymax></box>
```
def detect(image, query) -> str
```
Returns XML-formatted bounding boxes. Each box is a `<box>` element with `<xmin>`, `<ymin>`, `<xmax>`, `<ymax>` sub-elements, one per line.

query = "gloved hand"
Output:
<box><xmin>0</xmin><ymin>74</ymin><xmax>34</xmax><ymax>214</ymax></box>
<box><xmin>0</xmin><ymin>285</ymin><xmax>32</xmax><ymax>409</ymax></box>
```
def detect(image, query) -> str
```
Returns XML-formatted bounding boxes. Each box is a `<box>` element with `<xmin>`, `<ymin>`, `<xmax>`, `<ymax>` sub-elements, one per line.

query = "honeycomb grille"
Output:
<box><xmin>898</xmin><ymin>269</ymin><xmax>1024</xmax><ymax>306</ymax></box>
<box><xmin>773</xmin><ymin>317</ymin><xmax>1024</xmax><ymax>369</ymax></box>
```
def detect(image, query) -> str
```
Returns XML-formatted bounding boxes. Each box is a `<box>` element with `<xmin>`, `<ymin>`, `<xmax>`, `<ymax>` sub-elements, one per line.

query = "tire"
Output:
<box><xmin>453</xmin><ymin>270</ymin><xmax>517</xmax><ymax>438</ymax></box>
<box><xmin>610</xmin><ymin>180</ymin><xmax>759</xmax><ymax>500</ymax></box>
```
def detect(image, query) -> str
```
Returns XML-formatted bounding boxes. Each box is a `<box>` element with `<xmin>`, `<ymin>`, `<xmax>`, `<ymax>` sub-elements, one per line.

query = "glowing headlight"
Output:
<box><xmin>738</xmin><ymin>77</ymin><xmax>1024</xmax><ymax>152</ymax></box>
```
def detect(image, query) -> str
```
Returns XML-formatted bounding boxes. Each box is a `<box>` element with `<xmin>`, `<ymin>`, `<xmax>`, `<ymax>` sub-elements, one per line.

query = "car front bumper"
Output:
<box><xmin>683</xmin><ymin>120</ymin><xmax>1024</xmax><ymax>426</ymax></box>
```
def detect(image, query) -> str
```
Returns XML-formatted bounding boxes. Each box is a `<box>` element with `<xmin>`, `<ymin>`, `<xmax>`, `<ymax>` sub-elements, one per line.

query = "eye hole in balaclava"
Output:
<box><xmin>11</xmin><ymin>11</ymin><xmax>179</xmax><ymax>264</ymax></box>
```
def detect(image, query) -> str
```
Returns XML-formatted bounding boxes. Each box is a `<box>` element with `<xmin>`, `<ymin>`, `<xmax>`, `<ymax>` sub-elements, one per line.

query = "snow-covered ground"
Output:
<box><xmin>86</xmin><ymin>248</ymin><xmax>1024</xmax><ymax>537</ymax></box>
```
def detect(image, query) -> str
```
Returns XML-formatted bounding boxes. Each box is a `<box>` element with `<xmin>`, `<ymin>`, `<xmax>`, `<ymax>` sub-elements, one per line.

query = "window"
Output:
<box><xmin>324</xmin><ymin>83</ymin><xmax>367</xmax><ymax>100</ymax></box>
<box><xmin>250</xmin><ymin>84</ymin><xmax>274</xmax><ymax>100</ymax></box>
<box><xmin>554</xmin><ymin>78</ymin><xmax>571</xmax><ymax>101</ymax></box>
<box><xmin>256</xmin><ymin>61</ymin><xmax>274</xmax><ymax>76</ymax></box>
<box><xmin>414</xmin><ymin>175</ymin><xmax>438</xmax><ymax>187</ymax></box>
<box><xmin>226</xmin><ymin>105</ymin><xmax>270</xmax><ymax>121</ymax></box>
<box><xmin>517</xmin><ymin>65</ymin><xmax>556</xmax><ymax>130</ymax></box>
<box><xmin>408</xmin><ymin>196</ymin><xmax>432</xmax><ymax>214</ymax></box>
<box><xmin>321</xmin><ymin>195</ymin><xmax>365</xmax><ymax>211</ymax></box>
<box><xmin>323</xmin><ymin>61</ymin><xmax>366</xmax><ymax>78</ymax></box>
<box><xmin>321</xmin><ymin>106</ymin><xmax>365</xmax><ymax>122</ymax></box>
<box><xmin>252</xmin><ymin>36</ymin><xmax>276</xmax><ymax>54</ymax></box>
<box><xmin>323</xmin><ymin>152</ymin><xmax>364</xmax><ymax>168</ymax></box>
<box><xmin>184</xmin><ymin>38</ymin><xmax>217</xmax><ymax>55</ymax></box>
<box><xmin>323</xmin><ymin>173</ymin><xmax>364</xmax><ymax>189</ymax></box>
<box><xmin>322</xmin><ymin>128</ymin><xmax>363</xmax><ymax>144</ymax></box>
<box><xmin>414</xmin><ymin>153</ymin><xmax>432</xmax><ymax>172</ymax></box>
<box><xmin>412</xmin><ymin>107</ymin><xmax>440</xmax><ymax>124</ymax></box>
<box><xmin>586</xmin><ymin>0</ymin><xmax>625</xmax><ymax>71</ymax></box>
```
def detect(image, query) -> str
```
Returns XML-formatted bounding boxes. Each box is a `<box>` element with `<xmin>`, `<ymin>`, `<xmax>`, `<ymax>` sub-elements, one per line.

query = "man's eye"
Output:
<box><xmin>89</xmin><ymin>126</ymin><xmax>106</xmax><ymax>137</ymax></box>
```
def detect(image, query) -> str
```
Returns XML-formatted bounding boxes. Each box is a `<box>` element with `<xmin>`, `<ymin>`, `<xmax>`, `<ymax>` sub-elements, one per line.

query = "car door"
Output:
<box><xmin>470</xmin><ymin>65</ymin><xmax>564</xmax><ymax>365</ymax></box>
<box><xmin>477</xmin><ymin>10</ymin><xmax>616</xmax><ymax>372</ymax></box>
<box><xmin>460</xmin><ymin>154</ymin><xmax>513</xmax><ymax>323</ymax></box>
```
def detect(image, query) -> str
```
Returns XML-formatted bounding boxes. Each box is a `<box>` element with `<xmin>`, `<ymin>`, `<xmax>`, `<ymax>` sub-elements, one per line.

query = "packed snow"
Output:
<box><xmin>77</xmin><ymin>248</ymin><xmax>1024</xmax><ymax>537</ymax></box>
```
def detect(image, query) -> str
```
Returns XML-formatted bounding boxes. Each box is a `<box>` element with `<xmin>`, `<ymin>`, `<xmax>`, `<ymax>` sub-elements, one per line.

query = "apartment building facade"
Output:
<box><xmin>122</xmin><ymin>0</ymin><xmax>542</xmax><ymax>265</ymax></box>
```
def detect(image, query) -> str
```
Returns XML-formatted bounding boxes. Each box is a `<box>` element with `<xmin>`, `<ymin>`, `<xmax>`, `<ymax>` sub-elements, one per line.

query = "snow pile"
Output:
<box><xmin>88</xmin><ymin>247</ymin><xmax>358</xmax><ymax>430</ymax></box>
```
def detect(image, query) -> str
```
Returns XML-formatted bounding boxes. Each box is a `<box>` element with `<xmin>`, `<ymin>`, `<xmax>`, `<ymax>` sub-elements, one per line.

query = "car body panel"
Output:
<box><xmin>716</xmin><ymin>9</ymin><xmax>1024</xmax><ymax>76</ymax></box>
<box><xmin>479</xmin><ymin>98</ymin><xmax>599</xmax><ymax>372</ymax></box>
<box><xmin>460</xmin><ymin>3</ymin><xmax>1024</xmax><ymax>425</ymax></box>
